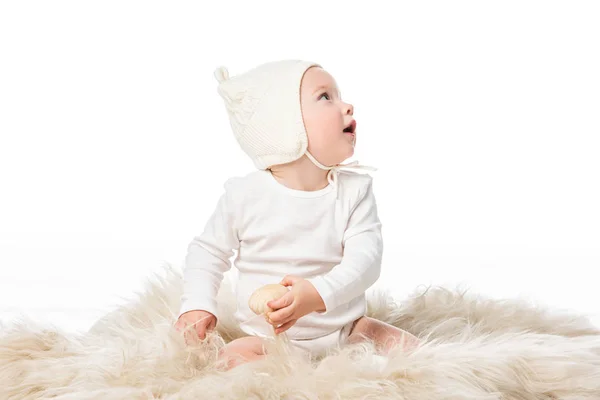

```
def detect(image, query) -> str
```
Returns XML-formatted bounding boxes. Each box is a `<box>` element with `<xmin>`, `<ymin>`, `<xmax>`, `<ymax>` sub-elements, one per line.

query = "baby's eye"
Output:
<box><xmin>318</xmin><ymin>92</ymin><xmax>331</xmax><ymax>101</ymax></box>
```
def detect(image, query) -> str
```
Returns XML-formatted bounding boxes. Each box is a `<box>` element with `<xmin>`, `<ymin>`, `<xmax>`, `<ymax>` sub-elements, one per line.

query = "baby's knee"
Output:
<box><xmin>225</xmin><ymin>336</ymin><xmax>266</xmax><ymax>353</ymax></box>
<box><xmin>347</xmin><ymin>316</ymin><xmax>420</xmax><ymax>353</ymax></box>
<box><xmin>217</xmin><ymin>336</ymin><xmax>266</xmax><ymax>370</ymax></box>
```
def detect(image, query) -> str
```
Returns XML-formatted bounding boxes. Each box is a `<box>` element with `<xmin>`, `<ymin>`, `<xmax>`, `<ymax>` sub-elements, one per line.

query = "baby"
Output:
<box><xmin>174</xmin><ymin>60</ymin><xmax>420</xmax><ymax>370</ymax></box>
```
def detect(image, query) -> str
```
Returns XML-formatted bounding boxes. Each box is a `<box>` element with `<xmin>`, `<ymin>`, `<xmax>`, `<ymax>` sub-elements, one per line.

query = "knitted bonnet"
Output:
<box><xmin>213</xmin><ymin>59</ymin><xmax>376</xmax><ymax>197</ymax></box>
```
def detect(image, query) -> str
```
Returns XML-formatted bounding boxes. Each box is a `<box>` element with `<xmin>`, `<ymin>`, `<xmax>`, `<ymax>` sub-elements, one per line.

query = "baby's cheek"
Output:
<box><xmin>305</xmin><ymin>123</ymin><xmax>327</xmax><ymax>145</ymax></box>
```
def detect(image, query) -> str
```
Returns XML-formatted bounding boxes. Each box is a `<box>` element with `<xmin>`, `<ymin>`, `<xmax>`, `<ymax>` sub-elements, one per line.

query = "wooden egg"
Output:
<box><xmin>248</xmin><ymin>283</ymin><xmax>289</xmax><ymax>315</ymax></box>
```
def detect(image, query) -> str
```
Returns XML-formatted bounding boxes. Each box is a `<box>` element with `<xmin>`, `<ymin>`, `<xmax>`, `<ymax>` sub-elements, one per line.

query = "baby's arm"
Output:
<box><xmin>178</xmin><ymin>178</ymin><xmax>240</xmax><ymax>321</ymax></box>
<box><xmin>307</xmin><ymin>176</ymin><xmax>383</xmax><ymax>312</ymax></box>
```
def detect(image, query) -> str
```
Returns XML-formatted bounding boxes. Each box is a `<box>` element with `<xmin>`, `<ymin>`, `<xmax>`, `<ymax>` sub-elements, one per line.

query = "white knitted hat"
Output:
<box><xmin>213</xmin><ymin>59</ymin><xmax>377</xmax><ymax>198</ymax></box>
<box><xmin>214</xmin><ymin>59</ymin><xmax>320</xmax><ymax>170</ymax></box>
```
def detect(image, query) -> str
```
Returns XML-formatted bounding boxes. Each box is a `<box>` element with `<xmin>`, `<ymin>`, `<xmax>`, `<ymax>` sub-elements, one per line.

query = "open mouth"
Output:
<box><xmin>343</xmin><ymin>120</ymin><xmax>356</xmax><ymax>135</ymax></box>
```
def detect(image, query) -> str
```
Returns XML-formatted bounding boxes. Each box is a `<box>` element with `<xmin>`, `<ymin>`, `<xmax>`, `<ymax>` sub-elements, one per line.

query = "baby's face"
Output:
<box><xmin>300</xmin><ymin>67</ymin><xmax>356</xmax><ymax>166</ymax></box>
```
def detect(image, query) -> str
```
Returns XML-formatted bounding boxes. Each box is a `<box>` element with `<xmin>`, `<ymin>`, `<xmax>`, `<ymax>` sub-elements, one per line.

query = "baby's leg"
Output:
<box><xmin>217</xmin><ymin>336</ymin><xmax>268</xmax><ymax>371</ymax></box>
<box><xmin>346</xmin><ymin>316</ymin><xmax>420</xmax><ymax>355</ymax></box>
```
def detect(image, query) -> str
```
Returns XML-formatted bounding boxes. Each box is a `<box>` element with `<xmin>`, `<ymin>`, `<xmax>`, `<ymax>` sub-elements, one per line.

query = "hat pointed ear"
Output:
<box><xmin>214</xmin><ymin>66</ymin><xmax>229</xmax><ymax>83</ymax></box>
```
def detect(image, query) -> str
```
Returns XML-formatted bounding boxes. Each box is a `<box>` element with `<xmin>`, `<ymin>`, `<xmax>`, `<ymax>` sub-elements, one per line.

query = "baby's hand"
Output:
<box><xmin>266</xmin><ymin>275</ymin><xmax>325</xmax><ymax>334</ymax></box>
<box><xmin>174</xmin><ymin>310</ymin><xmax>216</xmax><ymax>345</ymax></box>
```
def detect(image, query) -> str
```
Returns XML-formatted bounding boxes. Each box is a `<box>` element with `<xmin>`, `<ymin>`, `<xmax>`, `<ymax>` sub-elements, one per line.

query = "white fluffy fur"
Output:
<box><xmin>1</xmin><ymin>262</ymin><xmax>600</xmax><ymax>399</ymax></box>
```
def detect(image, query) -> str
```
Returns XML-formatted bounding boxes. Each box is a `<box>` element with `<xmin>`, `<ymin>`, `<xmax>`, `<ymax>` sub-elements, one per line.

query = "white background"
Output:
<box><xmin>1</xmin><ymin>1</ymin><xmax>599</xmax><ymax>335</ymax></box>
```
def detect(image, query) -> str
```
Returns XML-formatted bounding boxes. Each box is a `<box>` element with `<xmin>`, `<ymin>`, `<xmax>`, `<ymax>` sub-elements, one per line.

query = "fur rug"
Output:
<box><xmin>1</xmin><ymin>263</ymin><xmax>600</xmax><ymax>399</ymax></box>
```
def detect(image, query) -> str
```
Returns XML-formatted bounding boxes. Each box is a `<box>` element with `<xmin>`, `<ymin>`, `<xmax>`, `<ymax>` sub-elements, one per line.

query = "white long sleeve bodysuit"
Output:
<box><xmin>178</xmin><ymin>168</ymin><xmax>383</xmax><ymax>355</ymax></box>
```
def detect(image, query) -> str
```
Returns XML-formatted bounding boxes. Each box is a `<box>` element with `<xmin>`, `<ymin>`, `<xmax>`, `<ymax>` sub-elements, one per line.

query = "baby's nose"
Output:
<box><xmin>345</xmin><ymin>103</ymin><xmax>354</xmax><ymax>115</ymax></box>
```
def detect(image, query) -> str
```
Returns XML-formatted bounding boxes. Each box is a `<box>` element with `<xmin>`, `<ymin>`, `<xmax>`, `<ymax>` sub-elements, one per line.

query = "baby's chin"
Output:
<box><xmin>338</xmin><ymin>141</ymin><xmax>355</xmax><ymax>161</ymax></box>
<box><xmin>344</xmin><ymin>134</ymin><xmax>356</xmax><ymax>151</ymax></box>
<box><xmin>342</xmin><ymin>130</ymin><xmax>356</xmax><ymax>145</ymax></box>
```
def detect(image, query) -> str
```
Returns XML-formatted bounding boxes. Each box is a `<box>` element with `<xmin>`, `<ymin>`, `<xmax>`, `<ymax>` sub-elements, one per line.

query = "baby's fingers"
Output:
<box><xmin>179</xmin><ymin>323</ymin><xmax>199</xmax><ymax>346</ymax></box>
<box><xmin>194</xmin><ymin>324</ymin><xmax>208</xmax><ymax>341</ymax></box>
<box><xmin>267</xmin><ymin>291</ymin><xmax>294</xmax><ymax>311</ymax></box>
<box><xmin>268</xmin><ymin>305</ymin><xmax>295</xmax><ymax>325</ymax></box>
<box><xmin>275</xmin><ymin>319</ymin><xmax>297</xmax><ymax>335</ymax></box>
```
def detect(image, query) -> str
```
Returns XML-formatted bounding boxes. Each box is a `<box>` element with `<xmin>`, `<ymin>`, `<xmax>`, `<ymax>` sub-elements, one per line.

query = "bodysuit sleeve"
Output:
<box><xmin>307</xmin><ymin>176</ymin><xmax>383</xmax><ymax>313</ymax></box>
<box><xmin>178</xmin><ymin>178</ymin><xmax>240</xmax><ymax>321</ymax></box>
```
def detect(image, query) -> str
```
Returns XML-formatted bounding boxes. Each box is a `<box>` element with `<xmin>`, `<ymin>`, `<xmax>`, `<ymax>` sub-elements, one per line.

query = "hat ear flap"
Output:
<box><xmin>215</xmin><ymin>70</ymin><xmax>263</xmax><ymax>132</ymax></box>
<box><xmin>214</xmin><ymin>66</ymin><xmax>229</xmax><ymax>83</ymax></box>
<box><xmin>214</xmin><ymin>66</ymin><xmax>248</xmax><ymax>125</ymax></box>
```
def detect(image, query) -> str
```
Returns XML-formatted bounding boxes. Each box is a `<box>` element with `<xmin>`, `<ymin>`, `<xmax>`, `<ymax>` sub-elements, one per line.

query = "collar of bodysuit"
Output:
<box><xmin>304</xmin><ymin>151</ymin><xmax>377</xmax><ymax>200</ymax></box>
